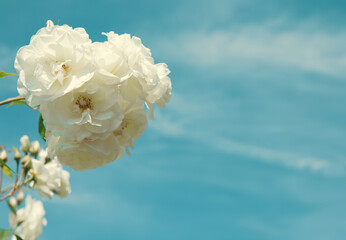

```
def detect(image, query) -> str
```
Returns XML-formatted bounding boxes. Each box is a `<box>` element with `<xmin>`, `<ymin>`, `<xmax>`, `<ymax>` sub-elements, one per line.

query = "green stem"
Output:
<box><xmin>23</xmin><ymin>176</ymin><xmax>34</xmax><ymax>185</ymax></box>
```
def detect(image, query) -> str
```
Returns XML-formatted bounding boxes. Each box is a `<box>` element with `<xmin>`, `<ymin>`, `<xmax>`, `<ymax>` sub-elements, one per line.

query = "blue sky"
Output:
<box><xmin>1</xmin><ymin>0</ymin><xmax>346</xmax><ymax>239</ymax></box>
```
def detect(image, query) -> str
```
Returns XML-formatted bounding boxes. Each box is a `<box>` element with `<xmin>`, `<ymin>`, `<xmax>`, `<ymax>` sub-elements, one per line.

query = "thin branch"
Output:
<box><xmin>0</xmin><ymin>190</ymin><xmax>15</xmax><ymax>201</ymax></box>
<box><xmin>15</xmin><ymin>161</ymin><xmax>19</xmax><ymax>187</ymax></box>
<box><xmin>0</xmin><ymin>184</ymin><xmax>13</xmax><ymax>194</ymax></box>
<box><xmin>0</xmin><ymin>169</ymin><xmax>26</xmax><ymax>201</ymax></box>
<box><xmin>0</xmin><ymin>96</ymin><xmax>25</xmax><ymax>106</ymax></box>
<box><xmin>0</xmin><ymin>166</ymin><xmax>3</xmax><ymax>196</ymax></box>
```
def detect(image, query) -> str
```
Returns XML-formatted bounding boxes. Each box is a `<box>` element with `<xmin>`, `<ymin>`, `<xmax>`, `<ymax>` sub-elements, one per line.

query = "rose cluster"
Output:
<box><xmin>4</xmin><ymin>135</ymin><xmax>71</xmax><ymax>240</ymax></box>
<box><xmin>15</xmin><ymin>20</ymin><xmax>171</xmax><ymax>170</ymax></box>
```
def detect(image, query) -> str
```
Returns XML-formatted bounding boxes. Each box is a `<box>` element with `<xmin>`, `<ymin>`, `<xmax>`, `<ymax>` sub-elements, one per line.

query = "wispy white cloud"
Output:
<box><xmin>149</xmin><ymin>93</ymin><xmax>332</xmax><ymax>173</ymax></box>
<box><xmin>151</xmin><ymin>112</ymin><xmax>331</xmax><ymax>172</ymax></box>
<box><xmin>156</xmin><ymin>20</ymin><xmax>346</xmax><ymax>77</ymax></box>
<box><xmin>213</xmin><ymin>137</ymin><xmax>329</xmax><ymax>171</ymax></box>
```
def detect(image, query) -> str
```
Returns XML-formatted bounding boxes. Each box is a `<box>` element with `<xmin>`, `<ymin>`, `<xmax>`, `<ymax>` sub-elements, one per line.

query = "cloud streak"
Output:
<box><xmin>213</xmin><ymin>137</ymin><xmax>329</xmax><ymax>171</ymax></box>
<box><xmin>149</xmin><ymin>94</ymin><xmax>332</xmax><ymax>173</ymax></box>
<box><xmin>157</xmin><ymin>20</ymin><xmax>346</xmax><ymax>77</ymax></box>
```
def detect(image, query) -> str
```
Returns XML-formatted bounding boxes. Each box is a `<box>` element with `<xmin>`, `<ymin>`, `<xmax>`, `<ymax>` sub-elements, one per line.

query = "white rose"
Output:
<box><xmin>104</xmin><ymin>32</ymin><xmax>156</xmax><ymax>95</ymax></box>
<box><xmin>93</xmin><ymin>37</ymin><xmax>146</xmax><ymax>104</ymax></box>
<box><xmin>13</xmin><ymin>195</ymin><xmax>47</xmax><ymax>240</ymax></box>
<box><xmin>30</xmin><ymin>159</ymin><xmax>59</xmax><ymax>198</ymax></box>
<box><xmin>92</xmin><ymin>40</ymin><xmax>132</xmax><ymax>83</ymax></box>
<box><xmin>40</xmin><ymin>78</ymin><xmax>124</xmax><ymax>141</ymax></box>
<box><xmin>45</xmin><ymin>158</ymin><xmax>71</xmax><ymax>198</ymax></box>
<box><xmin>30</xmin><ymin>149</ymin><xmax>71</xmax><ymax>198</ymax></box>
<box><xmin>15</xmin><ymin>20</ymin><xmax>94</xmax><ymax>107</ymax></box>
<box><xmin>103</xmin><ymin>32</ymin><xmax>171</xmax><ymax>118</ymax></box>
<box><xmin>113</xmin><ymin>98</ymin><xmax>147</xmax><ymax>155</ymax></box>
<box><xmin>47</xmin><ymin>134</ymin><xmax>121</xmax><ymax>171</ymax></box>
<box><xmin>38</xmin><ymin>149</ymin><xmax>72</xmax><ymax>198</ymax></box>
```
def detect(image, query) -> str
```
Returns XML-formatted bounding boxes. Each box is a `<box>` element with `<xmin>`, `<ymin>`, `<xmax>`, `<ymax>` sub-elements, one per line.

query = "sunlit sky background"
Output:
<box><xmin>1</xmin><ymin>0</ymin><xmax>346</xmax><ymax>239</ymax></box>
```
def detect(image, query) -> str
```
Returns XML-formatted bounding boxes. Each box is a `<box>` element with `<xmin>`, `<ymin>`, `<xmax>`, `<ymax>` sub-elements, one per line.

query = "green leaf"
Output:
<box><xmin>15</xmin><ymin>235</ymin><xmax>23</xmax><ymax>240</ymax></box>
<box><xmin>0</xmin><ymin>71</ymin><xmax>16</xmax><ymax>78</ymax></box>
<box><xmin>0</xmin><ymin>160</ymin><xmax>15</xmax><ymax>173</ymax></box>
<box><xmin>2</xmin><ymin>166</ymin><xmax>12</xmax><ymax>179</ymax></box>
<box><xmin>9</xmin><ymin>99</ymin><xmax>27</xmax><ymax>106</ymax></box>
<box><xmin>38</xmin><ymin>114</ymin><xmax>46</xmax><ymax>142</ymax></box>
<box><xmin>0</xmin><ymin>229</ymin><xmax>11</xmax><ymax>240</ymax></box>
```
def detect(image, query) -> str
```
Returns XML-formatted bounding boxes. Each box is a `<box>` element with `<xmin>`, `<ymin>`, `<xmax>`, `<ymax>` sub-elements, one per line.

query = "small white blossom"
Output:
<box><xmin>45</xmin><ymin>159</ymin><xmax>71</xmax><ymax>198</ymax></box>
<box><xmin>9</xmin><ymin>197</ymin><xmax>17</xmax><ymax>208</ymax></box>
<box><xmin>17</xmin><ymin>190</ymin><xmax>24</xmax><ymax>203</ymax></box>
<box><xmin>13</xmin><ymin>196</ymin><xmax>47</xmax><ymax>240</ymax></box>
<box><xmin>0</xmin><ymin>149</ymin><xmax>7</xmax><ymax>161</ymax></box>
<box><xmin>20</xmin><ymin>135</ymin><xmax>30</xmax><ymax>153</ymax></box>
<box><xmin>21</xmin><ymin>155</ymin><xmax>32</xmax><ymax>168</ymax></box>
<box><xmin>13</xmin><ymin>147</ymin><xmax>21</xmax><ymax>160</ymax></box>
<box><xmin>30</xmin><ymin>140</ymin><xmax>40</xmax><ymax>154</ymax></box>
<box><xmin>30</xmin><ymin>150</ymin><xmax>71</xmax><ymax>198</ymax></box>
<box><xmin>30</xmin><ymin>159</ymin><xmax>57</xmax><ymax>198</ymax></box>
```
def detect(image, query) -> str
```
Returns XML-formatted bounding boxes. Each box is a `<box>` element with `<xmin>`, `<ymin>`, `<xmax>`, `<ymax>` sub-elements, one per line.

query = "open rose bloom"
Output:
<box><xmin>15</xmin><ymin>20</ymin><xmax>171</xmax><ymax>170</ymax></box>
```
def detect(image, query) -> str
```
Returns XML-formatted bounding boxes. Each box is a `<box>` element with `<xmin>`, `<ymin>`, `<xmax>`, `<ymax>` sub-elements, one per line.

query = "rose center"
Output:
<box><xmin>62</xmin><ymin>64</ymin><xmax>69</xmax><ymax>71</ymax></box>
<box><xmin>50</xmin><ymin>60</ymin><xmax>71</xmax><ymax>84</ymax></box>
<box><xmin>75</xmin><ymin>95</ymin><xmax>93</xmax><ymax>111</ymax></box>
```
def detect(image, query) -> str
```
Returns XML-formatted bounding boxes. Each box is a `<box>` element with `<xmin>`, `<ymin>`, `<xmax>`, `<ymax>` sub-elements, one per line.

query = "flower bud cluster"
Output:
<box><xmin>3</xmin><ymin>136</ymin><xmax>70</xmax><ymax>240</ymax></box>
<box><xmin>15</xmin><ymin>20</ymin><xmax>172</xmax><ymax>170</ymax></box>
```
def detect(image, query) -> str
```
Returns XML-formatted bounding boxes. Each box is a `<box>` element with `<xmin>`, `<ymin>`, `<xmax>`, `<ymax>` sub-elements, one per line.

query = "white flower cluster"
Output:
<box><xmin>15</xmin><ymin>20</ymin><xmax>171</xmax><ymax>170</ymax></box>
<box><xmin>29</xmin><ymin>149</ymin><xmax>71</xmax><ymax>198</ymax></box>
<box><xmin>10</xmin><ymin>196</ymin><xmax>47</xmax><ymax>240</ymax></box>
<box><xmin>21</xmin><ymin>135</ymin><xmax>71</xmax><ymax>199</ymax></box>
<box><xmin>6</xmin><ymin>135</ymin><xmax>70</xmax><ymax>240</ymax></box>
